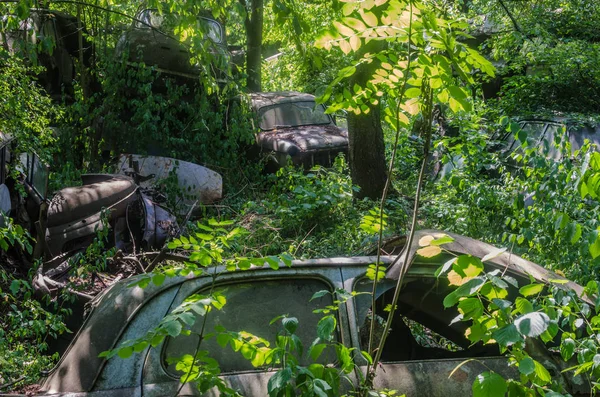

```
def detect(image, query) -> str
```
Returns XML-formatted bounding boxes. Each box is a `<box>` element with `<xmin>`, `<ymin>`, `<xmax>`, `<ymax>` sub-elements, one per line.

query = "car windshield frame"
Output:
<box><xmin>134</xmin><ymin>9</ymin><xmax>224</xmax><ymax>45</ymax></box>
<box><xmin>257</xmin><ymin>101</ymin><xmax>332</xmax><ymax>131</ymax></box>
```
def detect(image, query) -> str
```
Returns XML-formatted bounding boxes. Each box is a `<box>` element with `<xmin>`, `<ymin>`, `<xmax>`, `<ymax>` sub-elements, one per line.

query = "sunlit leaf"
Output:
<box><xmin>519</xmin><ymin>283</ymin><xmax>544</xmax><ymax>297</ymax></box>
<box><xmin>416</xmin><ymin>245</ymin><xmax>442</xmax><ymax>258</ymax></box>
<box><xmin>472</xmin><ymin>371</ymin><xmax>507</xmax><ymax>397</ymax></box>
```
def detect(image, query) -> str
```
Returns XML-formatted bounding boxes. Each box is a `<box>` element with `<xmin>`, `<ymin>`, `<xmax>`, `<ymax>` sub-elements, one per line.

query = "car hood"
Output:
<box><xmin>256</xmin><ymin>124</ymin><xmax>348</xmax><ymax>155</ymax></box>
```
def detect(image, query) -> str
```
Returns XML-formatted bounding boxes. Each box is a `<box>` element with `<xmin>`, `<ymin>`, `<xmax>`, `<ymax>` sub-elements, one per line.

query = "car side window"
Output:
<box><xmin>354</xmin><ymin>275</ymin><xmax>499</xmax><ymax>362</ymax></box>
<box><xmin>542</xmin><ymin>123</ymin><xmax>564</xmax><ymax>160</ymax></box>
<box><xmin>509</xmin><ymin>122</ymin><xmax>547</xmax><ymax>152</ymax></box>
<box><xmin>163</xmin><ymin>278</ymin><xmax>336</xmax><ymax>374</ymax></box>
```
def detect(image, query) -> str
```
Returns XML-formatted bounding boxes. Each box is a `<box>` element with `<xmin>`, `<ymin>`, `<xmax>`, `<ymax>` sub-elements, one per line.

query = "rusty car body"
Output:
<box><xmin>249</xmin><ymin>91</ymin><xmax>349</xmax><ymax>170</ymax></box>
<box><xmin>115</xmin><ymin>8</ymin><xmax>230</xmax><ymax>83</ymax></box>
<box><xmin>0</xmin><ymin>136</ymin><xmax>179</xmax><ymax>299</ymax></box>
<box><xmin>1</xmin><ymin>8</ymin><xmax>93</xmax><ymax>100</ymax></box>
<box><xmin>25</xmin><ymin>230</ymin><xmax>590</xmax><ymax>396</ymax></box>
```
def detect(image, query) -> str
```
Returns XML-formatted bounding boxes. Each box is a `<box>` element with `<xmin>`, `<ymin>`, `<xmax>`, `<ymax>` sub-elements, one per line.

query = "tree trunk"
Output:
<box><xmin>243</xmin><ymin>0</ymin><xmax>263</xmax><ymax>92</ymax></box>
<box><xmin>347</xmin><ymin>42</ymin><xmax>388</xmax><ymax>199</ymax></box>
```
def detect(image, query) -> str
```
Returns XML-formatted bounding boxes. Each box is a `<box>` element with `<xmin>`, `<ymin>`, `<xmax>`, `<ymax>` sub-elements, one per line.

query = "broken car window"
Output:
<box><xmin>353</xmin><ymin>276</ymin><xmax>497</xmax><ymax>362</ymax></box>
<box><xmin>258</xmin><ymin>101</ymin><xmax>332</xmax><ymax>131</ymax></box>
<box><xmin>163</xmin><ymin>278</ymin><xmax>337</xmax><ymax>374</ymax></box>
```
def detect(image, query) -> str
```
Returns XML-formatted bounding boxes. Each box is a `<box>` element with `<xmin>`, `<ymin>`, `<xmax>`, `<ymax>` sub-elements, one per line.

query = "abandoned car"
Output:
<box><xmin>31</xmin><ymin>230</ymin><xmax>590</xmax><ymax>396</ymax></box>
<box><xmin>1</xmin><ymin>8</ymin><xmax>94</xmax><ymax>99</ymax></box>
<box><xmin>496</xmin><ymin>118</ymin><xmax>600</xmax><ymax>161</ymax></box>
<box><xmin>249</xmin><ymin>91</ymin><xmax>349</xmax><ymax>169</ymax></box>
<box><xmin>115</xmin><ymin>8</ymin><xmax>230</xmax><ymax>82</ymax></box>
<box><xmin>0</xmin><ymin>136</ymin><xmax>180</xmax><ymax>298</ymax></box>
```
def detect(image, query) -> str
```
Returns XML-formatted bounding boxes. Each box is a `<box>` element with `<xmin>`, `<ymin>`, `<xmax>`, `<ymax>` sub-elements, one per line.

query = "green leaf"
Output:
<box><xmin>518</xmin><ymin>357</ymin><xmax>535</xmax><ymax>376</ymax></box>
<box><xmin>15</xmin><ymin>1</ymin><xmax>30</xmax><ymax>19</ymax></box>
<box><xmin>117</xmin><ymin>346</ymin><xmax>134</xmax><ymax>359</ymax></box>
<box><xmin>9</xmin><ymin>280</ymin><xmax>20</xmax><ymax>295</ymax></box>
<box><xmin>458</xmin><ymin>297</ymin><xmax>484</xmax><ymax>320</ymax></box>
<box><xmin>590</xmin><ymin>232</ymin><xmax>600</xmax><ymax>259</ymax></box>
<box><xmin>448</xmin><ymin>97</ymin><xmax>462</xmax><ymax>113</ymax></box>
<box><xmin>560</xmin><ymin>338</ymin><xmax>575</xmax><ymax>361</ymax></box>
<box><xmin>133</xmin><ymin>341</ymin><xmax>149</xmax><ymax>353</ymax></box>
<box><xmin>515</xmin><ymin>297</ymin><xmax>533</xmax><ymax>314</ymax></box>
<box><xmin>430</xmin><ymin>235</ymin><xmax>454</xmax><ymax>246</ymax></box>
<box><xmin>448</xmin><ymin>85</ymin><xmax>467</xmax><ymax>99</ymax></box>
<box><xmin>519</xmin><ymin>283</ymin><xmax>544</xmax><ymax>297</ymax></box>
<box><xmin>282</xmin><ymin>317</ymin><xmax>298</xmax><ymax>334</ymax></box>
<box><xmin>280</xmin><ymin>253</ymin><xmax>293</xmax><ymax>267</ymax></box>
<box><xmin>361</xmin><ymin>350</ymin><xmax>373</xmax><ymax>365</ymax></box>
<box><xmin>152</xmin><ymin>273</ymin><xmax>166</xmax><ymax>286</ymax></box>
<box><xmin>533</xmin><ymin>360</ymin><xmax>551</xmax><ymax>385</ymax></box>
<box><xmin>163</xmin><ymin>320</ymin><xmax>183</xmax><ymax>337</ymax></box>
<box><xmin>265</xmin><ymin>256</ymin><xmax>280</xmax><ymax>270</ymax></box>
<box><xmin>453</xmin><ymin>255</ymin><xmax>484</xmax><ymax>278</ymax></box>
<box><xmin>443</xmin><ymin>277</ymin><xmax>486</xmax><ymax>307</ymax></box>
<box><xmin>342</xmin><ymin>17</ymin><xmax>366</xmax><ymax>32</ymax></box>
<box><xmin>309</xmin><ymin>342</ymin><xmax>327</xmax><ymax>361</ymax></box>
<box><xmin>196</xmin><ymin>233</ymin><xmax>213</xmax><ymax>241</ymax></box>
<box><xmin>366</xmin><ymin>263</ymin><xmax>386</xmax><ymax>282</ymax></box>
<box><xmin>492</xmin><ymin>324</ymin><xmax>523</xmax><ymax>346</ymax></box>
<box><xmin>405</xmin><ymin>88</ymin><xmax>421</xmax><ymax>98</ymax></box>
<box><xmin>472</xmin><ymin>371</ymin><xmax>507</xmax><ymax>397</ymax></box>
<box><xmin>435</xmin><ymin>257</ymin><xmax>456</xmax><ymax>278</ymax></box>
<box><xmin>515</xmin><ymin>312</ymin><xmax>550</xmax><ymax>337</ymax></box>
<box><xmin>317</xmin><ymin>315</ymin><xmax>336</xmax><ymax>340</ymax></box>
<box><xmin>268</xmin><ymin>367</ymin><xmax>292</xmax><ymax>393</ymax></box>
<box><xmin>311</xmin><ymin>290</ymin><xmax>330</xmax><ymax>301</ymax></box>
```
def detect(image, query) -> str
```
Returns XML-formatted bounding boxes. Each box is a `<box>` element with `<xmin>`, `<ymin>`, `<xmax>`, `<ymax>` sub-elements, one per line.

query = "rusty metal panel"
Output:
<box><xmin>368</xmin><ymin>358</ymin><xmax>517</xmax><ymax>396</ymax></box>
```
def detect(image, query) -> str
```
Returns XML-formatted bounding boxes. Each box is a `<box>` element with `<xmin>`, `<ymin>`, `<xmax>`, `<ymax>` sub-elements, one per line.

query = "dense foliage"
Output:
<box><xmin>1</xmin><ymin>0</ymin><xmax>600</xmax><ymax>395</ymax></box>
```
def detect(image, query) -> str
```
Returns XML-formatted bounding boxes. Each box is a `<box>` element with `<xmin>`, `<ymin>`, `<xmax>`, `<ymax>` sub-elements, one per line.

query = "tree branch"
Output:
<box><xmin>497</xmin><ymin>0</ymin><xmax>525</xmax><ymax>36</ymax></box>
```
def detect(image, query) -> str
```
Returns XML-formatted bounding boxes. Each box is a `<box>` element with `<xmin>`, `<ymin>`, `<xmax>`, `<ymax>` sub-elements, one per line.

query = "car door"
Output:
<box><xmin>140</xmin><ymin>265</ymin><xmax>348</xmax><ymax>396</ymax></box>
<box><xmin>341</xmin><ymin>266</ymin><xmax>520</xmax><ymax>396</ymax></box>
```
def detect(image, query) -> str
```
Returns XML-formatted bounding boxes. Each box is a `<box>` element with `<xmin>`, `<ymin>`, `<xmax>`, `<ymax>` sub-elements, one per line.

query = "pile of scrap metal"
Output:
<box><xmin>0</xmin><ymin>136</ymin><xmax>223</xmax><ymax>306</ymax></box>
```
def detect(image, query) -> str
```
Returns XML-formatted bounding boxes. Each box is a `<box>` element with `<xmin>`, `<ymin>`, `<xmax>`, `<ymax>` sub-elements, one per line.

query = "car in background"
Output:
<box><xmin>1</xmin><ymin>8</ymin><xmax>93</xmax><ymax>100</ymax></box>
<box><xmin>25</xmin><ymin>230</ymin><xmax>590</xmax><ymax>396</ymax></box>
<box><xmin>495</xmin><ymin>118</ymin><xmax>600</xmax><ymax>161</ymax></box>
<box><xmin>249</xmin><ymin>91</ymin><xmax>349</xmax><ymax>170</ymax></box>
<box><xmin>437</xmin><ymin>117</ymin><xmax>600</xmax><ymax>179</ymax></box>
<box><xmin>115</xmin><ymin>8</ymin><xmax>230</xmax><ymax>83</ymax></box>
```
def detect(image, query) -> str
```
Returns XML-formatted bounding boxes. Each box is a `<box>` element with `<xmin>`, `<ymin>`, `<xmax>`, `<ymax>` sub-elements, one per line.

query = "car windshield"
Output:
<box><xmin>135</xmin><ymin>9</ymin><xmax>223</xmax><ymax>44</ymax></box>
<box><xmin>505</xmin><ymin>121</ymin><xmax>547</xmax><ymax>151</ymax></box>
<box><xmin>258</xmin><ymin>101</ymin><xmax>331</xmax><ymax>131</ymax></box>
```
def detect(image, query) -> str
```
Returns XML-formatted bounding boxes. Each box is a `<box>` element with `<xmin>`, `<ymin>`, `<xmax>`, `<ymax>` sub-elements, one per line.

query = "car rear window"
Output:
<box><xmin>258</xmin><ymin>101</ymin><xmax>331</xmax><ymax>130</ymax></box>
<box><xmin>163</xmin><ymin>278</ymin><xmax>337</xmax><ymax>374</ymax></box>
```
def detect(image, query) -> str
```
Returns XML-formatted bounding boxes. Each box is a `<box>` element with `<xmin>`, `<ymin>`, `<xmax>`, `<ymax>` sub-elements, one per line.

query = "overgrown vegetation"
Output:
<box><xmin>2</xmin><ymin>0</ymin><xmax>600</xmax><ymax>395</ymax></box>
